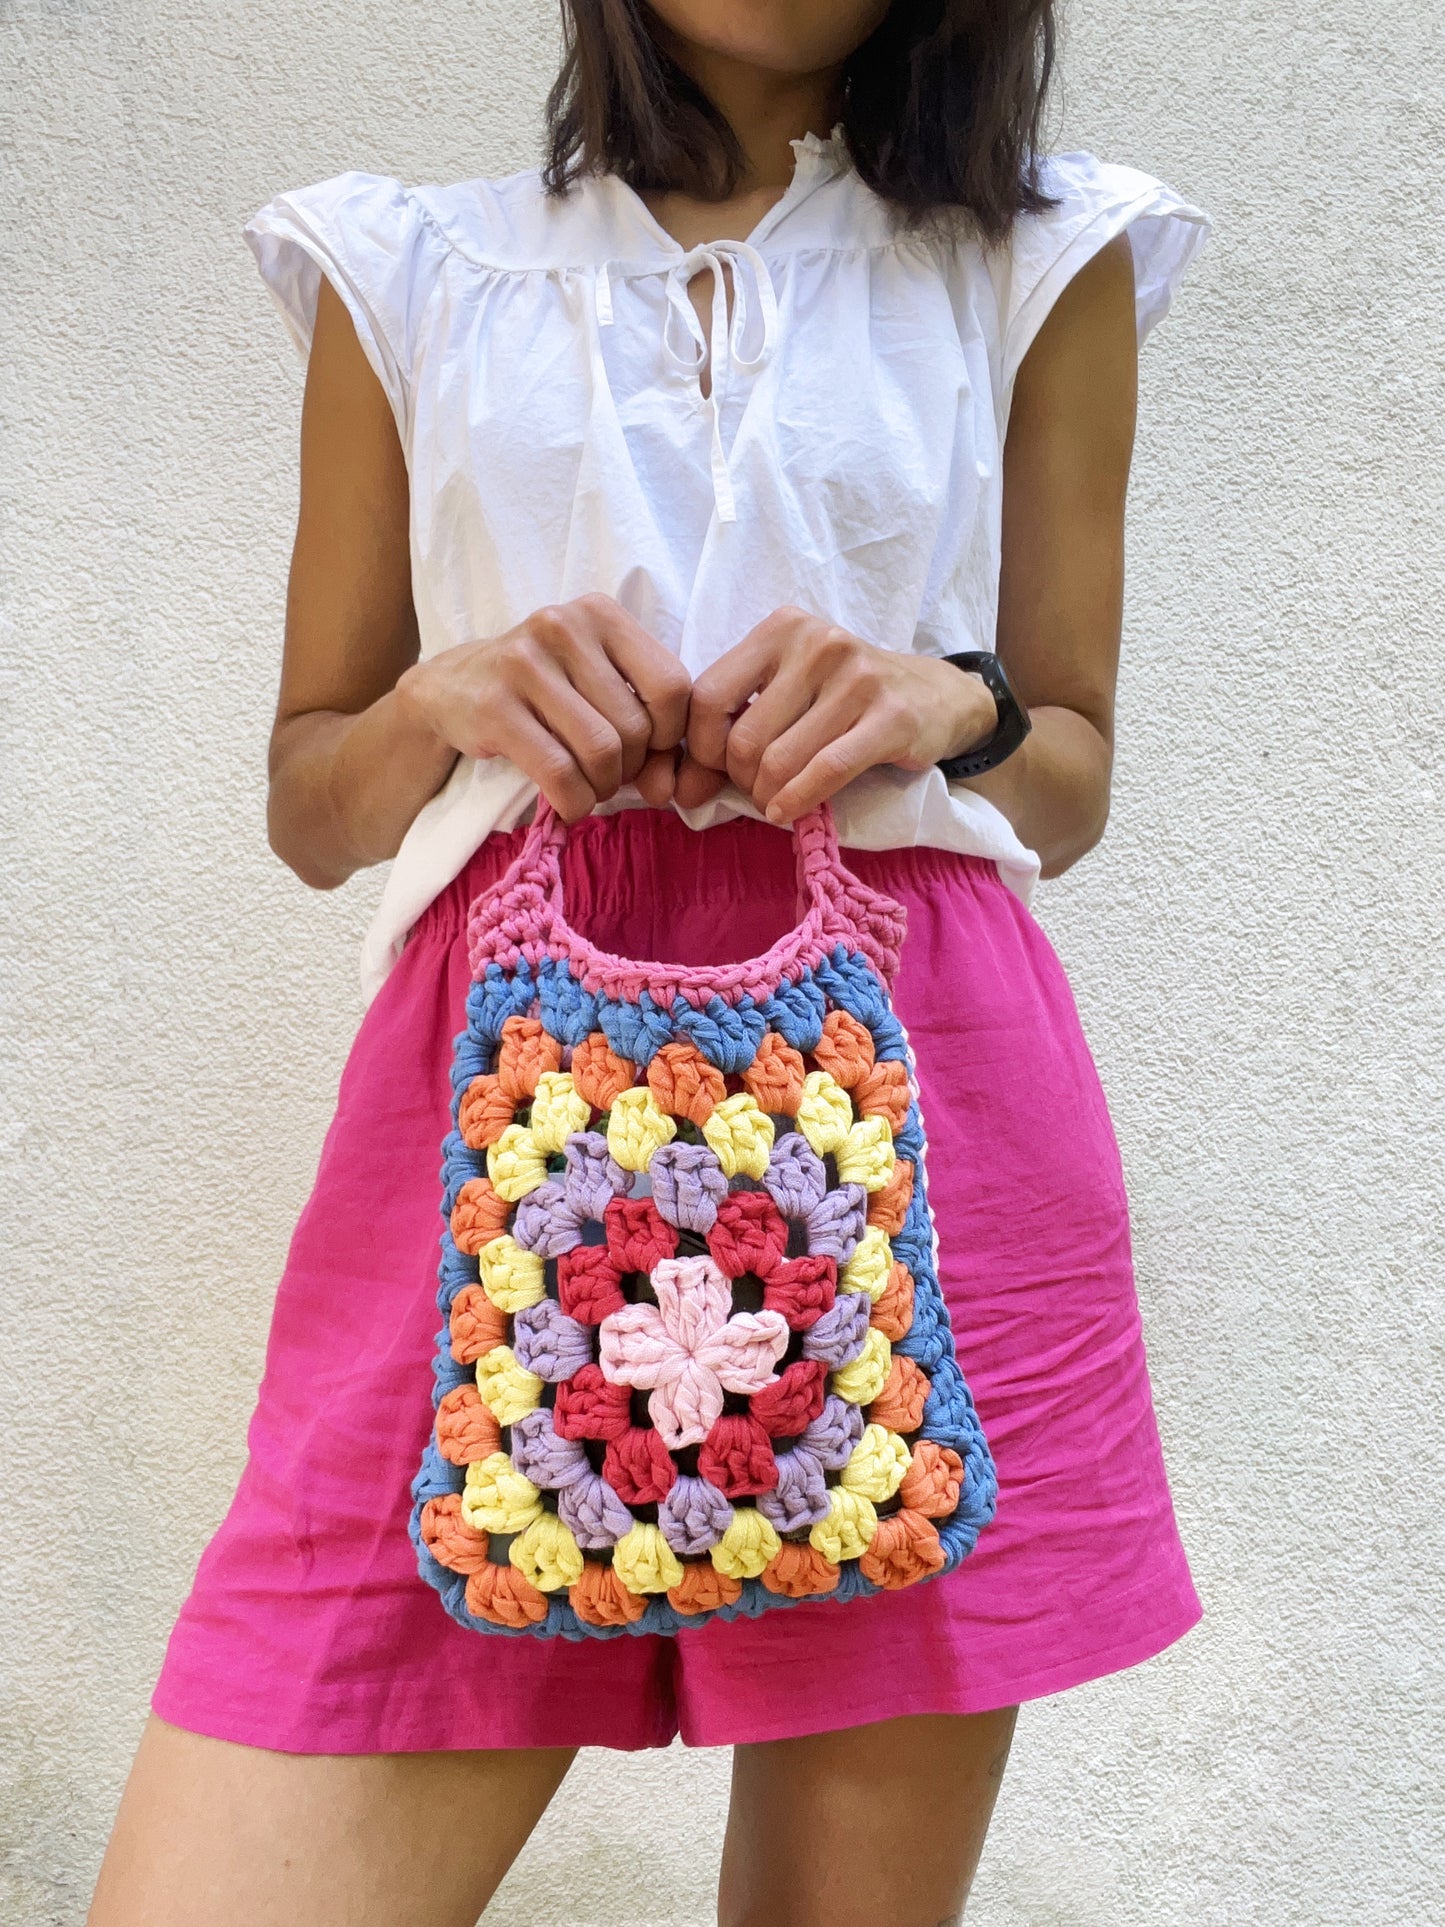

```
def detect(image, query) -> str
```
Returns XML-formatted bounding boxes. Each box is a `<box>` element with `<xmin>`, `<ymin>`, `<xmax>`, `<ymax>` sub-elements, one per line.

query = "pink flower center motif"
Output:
<box><xmin>597</xmin><ymin>1255</ymin><xmax>790</xmax><ymax>1451</ymax></box>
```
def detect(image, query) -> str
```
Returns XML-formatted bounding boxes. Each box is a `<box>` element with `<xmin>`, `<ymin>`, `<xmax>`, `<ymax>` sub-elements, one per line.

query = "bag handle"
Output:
<box><xmin>501</xmin><ymin>798</ymin><xmax>845</xmax><ymax>911</ymax></box>
<box><xmin>467</xmin><ymin>799</ymin><xmax>907</xmax><ymax>991</ymax></box>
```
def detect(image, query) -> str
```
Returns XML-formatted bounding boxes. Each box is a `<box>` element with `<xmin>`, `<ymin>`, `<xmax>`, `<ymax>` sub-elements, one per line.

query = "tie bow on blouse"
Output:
<box><xmin>595</xmin><ymin>237</ymin><xmax>780</xmax><ymax>525</ymax></box>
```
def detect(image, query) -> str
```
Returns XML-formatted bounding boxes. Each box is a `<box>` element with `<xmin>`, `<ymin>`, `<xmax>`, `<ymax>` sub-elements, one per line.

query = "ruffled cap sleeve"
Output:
<box><xmin>998</xmin><ymin>152</ymin><xmax>1212</xmax><ymax>390</ymax></box>
<box><xmin>242</xmin><ymin>170</ymin><xmax>437</xmax><ymax>440</ymax></box>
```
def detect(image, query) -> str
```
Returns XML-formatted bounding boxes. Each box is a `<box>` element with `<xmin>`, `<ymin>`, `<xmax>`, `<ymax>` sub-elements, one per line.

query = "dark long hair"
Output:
<box><xmin>543</xmin><ymin>0</ymin><xmax>1057</xmax><ymax>242</ymax></box>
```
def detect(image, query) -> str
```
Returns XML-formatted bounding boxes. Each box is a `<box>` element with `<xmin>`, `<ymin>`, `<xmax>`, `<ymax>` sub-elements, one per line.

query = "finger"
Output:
<box><xmin>525</xmin><ymin>657</ymin><xmax>627</xmax><ymax>801</ymax></box>
<box><xmin>555</xmin><ymin>639</ymin><xmax>655</xmax><ymax>784</ymax></box>
<box><xmin>526</xmin><ymin>603</ymin><xmax>652</xmax><ymax>780</ymax></box>
<box><xmin>575</xmin><ymin>595</ymin><xmax>692</xmax><ymax>752</ymax></box>
<box><xmin>749</xmin><ymin>680</ymin><xmax>897</xmax><ymax>811</ymax></box>
<box><xmin>633</xmin><ymin>748</ymin><xmax>678</xmax><ymax>807</ymax></box>
<box><xmin>685</xmin><ymin>633</ymin><xmax>787</xmax><ymax>772</ymax></box>
<box><xmin>673</xmin><ymin>753</ymin><xmax>730</xmax><ymax>811</ymax></box>
<box><xmin>494</xmin><ymin>703</ymin><xmax>597</xmax><ymax>822</ymax></box>
<box><xmin>763</xmin><ymin>719</ymin><xmax>893</xmax><ymax>825</ymax></box>
<box><xmin>722</xmin><ymin>663</ymin><xmax>829</xmax><ymax>798</ymax></box>
<box><xmin>686</xmin><ymin>606</ymin><xmax>828</xmax><ymax>772</ymax></box>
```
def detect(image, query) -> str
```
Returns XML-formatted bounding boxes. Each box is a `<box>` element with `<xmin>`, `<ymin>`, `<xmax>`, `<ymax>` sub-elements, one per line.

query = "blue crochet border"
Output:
<box><xmin>408</xmin><ymin>947</ymin><xmax>998</xmax><ymax>1640</ymax></box>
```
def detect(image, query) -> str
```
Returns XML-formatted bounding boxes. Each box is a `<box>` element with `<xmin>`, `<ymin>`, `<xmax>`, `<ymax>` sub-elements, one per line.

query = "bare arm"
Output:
<box><xmin>964</xmin><ymin>227</ymin><xmax>1138</xmax><ymax>875</ymax></box>
<box><xmin>265</xmin><ymin>278</ymin><xmax>690</xmax><ymax>890</ymax></box>
<box><xmin>265</xmin><ymin>277</ymin><xmax>453</xmax><ymax>888</ymax></box>
<box><xmin>674</xmin><ymin>232</ymin><xmax>1139</xmax><ymax>879</ymax></box>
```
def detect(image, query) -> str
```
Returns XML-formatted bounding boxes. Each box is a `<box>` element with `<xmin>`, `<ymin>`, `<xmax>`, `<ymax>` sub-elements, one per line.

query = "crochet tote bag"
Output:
<box><xmin>410</xmin><ymin>802</ymin><xmax>997</xmax><ymax>1639</ymax></box>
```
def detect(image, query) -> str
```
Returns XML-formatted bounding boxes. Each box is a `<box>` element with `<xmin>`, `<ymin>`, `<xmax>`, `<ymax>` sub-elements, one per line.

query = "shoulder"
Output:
<box><xmin>413</xmin><ymin>166</ymin><xmax>660</xmax><ymax>272</ymax></box>
<box><xmin>1009</xmin><ymin>150</ymin><xmax>1210</xmax><ymax>291</ymax></box>
<box><xmin>244</xmin><ymin>162</ymin><xmax>633</xmax><ymax>278</ymax></box>
<box><xmin>241</xmin><ymin>170</ymin><xmax>452</xmax><ymax>435</ymax></box>
<box><xmin>244</xmin><ymin>169</ymin><xmax>429</xmax><ymax>265</ymax></box>
<box><xmin>241</xmin><ymin>169</ymin><xmax>448</xmax><ymax>353</ymax></box>
<box><xmin>986</xmin><ymin>149</ymin><xmax>1214</xmax><ymax>388</ymax></box>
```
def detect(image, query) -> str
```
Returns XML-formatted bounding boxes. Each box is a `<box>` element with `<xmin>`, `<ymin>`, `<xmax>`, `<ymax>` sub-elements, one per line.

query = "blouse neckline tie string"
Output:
<box><xmin>595</xmin><ymin>240</ymin><xmax>780</xmax><ymax>526</ymax></box>
<box><xmin>670</xmin><ymin>240</ymin><xmax>778</xmax><ymax>523</ymax></box>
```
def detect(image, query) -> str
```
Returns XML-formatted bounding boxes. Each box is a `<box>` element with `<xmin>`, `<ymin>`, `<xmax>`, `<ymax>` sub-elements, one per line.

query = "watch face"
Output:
<box><xmin>986</xmin><ymin>662</ymin><xmax>1024</xmax><ymax>727</ymax></box>
<box><xmin>981</xmin><ymin>660</ymin><xmax>1011</xmax><ymax>706</ymax></box>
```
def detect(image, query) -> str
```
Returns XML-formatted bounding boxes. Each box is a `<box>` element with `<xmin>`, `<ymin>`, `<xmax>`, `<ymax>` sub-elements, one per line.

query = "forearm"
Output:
<box><xmin>960</xmin><ymin>703</ymin><xmax>1112</xmax><ymax>878</ymax></box>
<box><xmin>267</xmin><ymin>682</ymin><xmax>458</xmax><ymax>890</ymax></box>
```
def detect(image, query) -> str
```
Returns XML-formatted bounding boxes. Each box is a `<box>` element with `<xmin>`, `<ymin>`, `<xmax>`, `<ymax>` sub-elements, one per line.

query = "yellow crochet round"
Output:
<box><xmin>613</xmin><ymin>1521</ymin><xmax>685</xmax><ymax>1595</ymax></box>
<box><xmin>795</xmin><ymin>1070</ymin><xmax>854</xmax><ymax>1157</ymax></box>
<box><xmin>841</xmin><ymin>1423</ymin><xmax>913</xmax><ymax>1502</ymax></box>
<box><xmin>460</xmin><ymin>1451</ymin><xmax>542</xmax><ymax>1535</ymax></box>
<box><xmin>711</xmin><ymin>1507</ymin><xmax>781</xmax><ymax>1581</ymax></box>
<box><xmin>477</xmin><ymin>1236</ymin><xmax>546</xmax><ymax>1313</ymax></box>
<box><xmin>835</xmin><ymin>1115</ymin><xmax>897</xmax><ymax>1192</ymax></box>
<box><xmin>510</xmin><ymin>1513</ymin><xmax>585</xmax><ymax>1592</ymax></box>
<box><xmin>528</xmin><ymin>1071</ymin><xmax>592</xmax><ymax>1155</ymax></box>
<box><xmin>840</xmin><ymin>1225</ymin><xmax>893</xmax><ymax>1301</ymax></box>
<box><xmin>809</xmin><ymin>1485</ymin><xmax>879</xmax><ymax>1563</ymax></box>
<box><xmin>606</xmin><ymin>1087</ymin><xmax>677</xmax><ymax>1172</ymax></box>
<box><xmin>701</xmin><ymin>1091</ymin><xmax>775</xmax><ymax>1179</ymax></box>
<box><xmin>474</xmin><ymin>1345</ymin><xmax>544</xmax><ymax>1424</ymax></box>
<box><xmin>831</xmin><ymin>1327</ymin><xmax>892</xmax><ymax>1407</ymax></box>
<box><xmin>486</xmin><ymin>1124</ymin><xmax>549</xmax><ymax>1202</ymax></box>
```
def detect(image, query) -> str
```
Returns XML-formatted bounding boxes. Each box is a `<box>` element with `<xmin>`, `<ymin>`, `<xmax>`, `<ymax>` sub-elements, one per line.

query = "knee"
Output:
<box><xmin>719</xmin><ymin>1900</ymin><xmax>967</xmax><ymax>1927</ymax></box>
<box><xmin>718</xmin><ymin>1863</ymin><xmax>973</xmax><ymax>1927</ymax></box>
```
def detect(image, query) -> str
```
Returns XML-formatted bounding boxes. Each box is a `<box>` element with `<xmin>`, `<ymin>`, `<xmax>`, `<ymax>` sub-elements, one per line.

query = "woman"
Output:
<box><xmin>92</xmin><ymin>2</ymin><xmax>1211</xmax><ymax>1921</ymax></box>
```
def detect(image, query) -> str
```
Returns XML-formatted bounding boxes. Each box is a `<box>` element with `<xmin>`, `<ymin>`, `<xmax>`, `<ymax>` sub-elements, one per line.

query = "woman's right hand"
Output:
<box><xmin>396</xmin><ymin>593</ymin><xmax>692</xmax><ymax>822</ymax></box>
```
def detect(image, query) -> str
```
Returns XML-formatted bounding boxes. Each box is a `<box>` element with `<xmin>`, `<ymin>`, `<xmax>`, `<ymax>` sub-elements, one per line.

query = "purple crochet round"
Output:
<box><xmin>649</xmin><ymin>1141</ymin><xmax>729</xmax><ymax>1234</ymax></box>
<box><xmin>802</xmin><ymin>1183</ymin><xmax>868</xmax><ymax>1264</ymax></box>
<box><xmin>512</xmin><ymin>1300</ymin><xmax>593</xmax><ymax>1382</ymax></box>
<box><xmin>763</xmin><ymin>1132</ymin><xmax>827</xmax><ymax>1219</ymax></box>
<box><xmin>756</xmin><ymin>1446</ymin><xmax>831</xmax><ymax>1533</ymax></box>
<box><xmin>558</xmin><ymin>1469</ymin><xmax>635</xmax><ymax>1550</ymax></box>
<box><xmin>512</xmin><ymin>1181</ymin><xmax>583</xmax><ymax>1258</ymax></box>
<box><xmin>658</xmin><ymin>1473</ymin><xmax>736</xmax><ymax>1557</ymax></box>
<box><xmin>799</xmin><ymin>1394</ymin><xmax>865</xmax><ymax>1471</ymax></box>
<box><xmin>801</xmin><ymin>1291</ymin><xmax>872</xmax><ymax>1371</ymax></box>
<box><xmin>562</xmin><ymin>1132</ymin><xmax>629</xmax><ymax>1221</ymax></box>
<box><xmin>508</xmin><ymin>1407</ymin><xmax>589</xmax><ymax>1489</ymax></box>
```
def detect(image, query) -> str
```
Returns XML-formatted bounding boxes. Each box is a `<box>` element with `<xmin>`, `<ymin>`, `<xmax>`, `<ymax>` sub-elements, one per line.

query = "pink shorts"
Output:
<box><xmin>152</xmin><ymin>811</ymin><xmax>1201</xmax><ymax>1751</ymax></box>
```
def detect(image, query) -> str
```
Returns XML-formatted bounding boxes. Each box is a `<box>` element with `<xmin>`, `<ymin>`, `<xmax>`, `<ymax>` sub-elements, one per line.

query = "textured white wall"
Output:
<box><xmin>3</xmin><ymin>1</ymin><xmax>1441</xmax><ymax>1921</ymax></box>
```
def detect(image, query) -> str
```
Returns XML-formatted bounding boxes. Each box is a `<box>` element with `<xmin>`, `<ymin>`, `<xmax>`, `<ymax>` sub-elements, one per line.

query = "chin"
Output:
<box><xmin>646</xmin><ymin>0</ymin><xmax>888</xmax><ymax>75</ymax></box>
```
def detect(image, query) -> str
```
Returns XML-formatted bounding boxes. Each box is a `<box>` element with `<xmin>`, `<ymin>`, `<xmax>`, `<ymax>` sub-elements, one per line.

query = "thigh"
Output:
<box><xmin>718</xmin><ymin>1708</ymin><xmax>1018</xmax><ymax>1927</ymax></box>
<box><xmin>89</xmin><ymin>1715</ymin><xmax>575</xmax><ymax>1927</ymax></box>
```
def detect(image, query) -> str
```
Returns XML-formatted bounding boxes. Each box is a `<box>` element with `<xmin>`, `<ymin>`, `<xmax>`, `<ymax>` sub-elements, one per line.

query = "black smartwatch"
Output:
<box><xmin>934</xmin><ymin>650</ymin><xmax>1031</xmax><ymax>780</ymax></box>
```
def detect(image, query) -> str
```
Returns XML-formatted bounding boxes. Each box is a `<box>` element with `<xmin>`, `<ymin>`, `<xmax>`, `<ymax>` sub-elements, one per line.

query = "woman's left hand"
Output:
<box><xmin>674</xmin><ymin>606</ymin><xmax>998</xmax><ymax>822</ymax></box>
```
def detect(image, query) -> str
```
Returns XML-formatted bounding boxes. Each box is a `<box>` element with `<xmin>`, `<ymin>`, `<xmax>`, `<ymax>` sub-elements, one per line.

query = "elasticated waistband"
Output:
<box><xmin>412</xmin><ymin>807</ymin><xmax>1003</xmax><ymax>947</ymax></box>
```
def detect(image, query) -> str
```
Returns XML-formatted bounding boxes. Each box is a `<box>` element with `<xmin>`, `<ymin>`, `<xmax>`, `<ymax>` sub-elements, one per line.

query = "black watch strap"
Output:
<box><xmin>934</xmin><ymin>650</ymin><xmax>1031</xmax><ymax>780</ymax></box>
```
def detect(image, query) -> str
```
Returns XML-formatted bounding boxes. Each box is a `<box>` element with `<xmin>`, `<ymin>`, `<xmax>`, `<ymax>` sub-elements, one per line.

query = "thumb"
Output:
<box><xmin>673</xmin><ymin>753</ymin><xmax>729</xmax><ymax>811</ymax></box>
<box><xmin>633</xmin><ymin>748</ymin><xmax>679</xmax><ymax>807</ymax></box>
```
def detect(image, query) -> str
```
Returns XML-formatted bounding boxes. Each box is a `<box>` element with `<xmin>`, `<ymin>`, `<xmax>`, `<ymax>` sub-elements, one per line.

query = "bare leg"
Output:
<box><xmin>89</xmin><ymin>1714</ymin><xmax>576</xmax><ymax>1927</ymax></box>
<box><xmin>717</xmin><ymin>1708</ymin><xmax>1019</xmax><ymax>1927</ymax></box>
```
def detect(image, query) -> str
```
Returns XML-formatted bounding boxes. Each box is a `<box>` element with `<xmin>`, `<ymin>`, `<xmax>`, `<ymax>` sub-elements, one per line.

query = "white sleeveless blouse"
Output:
<box><xmin>243</xmin><ymin>131</ymin><xmax>1210</xmax><ymax>1000</ymax></box>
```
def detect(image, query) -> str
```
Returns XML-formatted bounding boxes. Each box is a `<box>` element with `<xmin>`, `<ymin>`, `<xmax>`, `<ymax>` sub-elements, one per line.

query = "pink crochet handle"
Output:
<box><xmin>466</xmin><ymin>802</ymin><xmax>907</xmax><ymax>1008</ymax></box>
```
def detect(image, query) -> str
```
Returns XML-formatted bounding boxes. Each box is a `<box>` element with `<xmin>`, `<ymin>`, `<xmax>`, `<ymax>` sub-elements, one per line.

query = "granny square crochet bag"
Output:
<box><xmin>410</xmin><ymin>802</ymin><xmax>998</xmax><ymax>1638</ymax></box>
